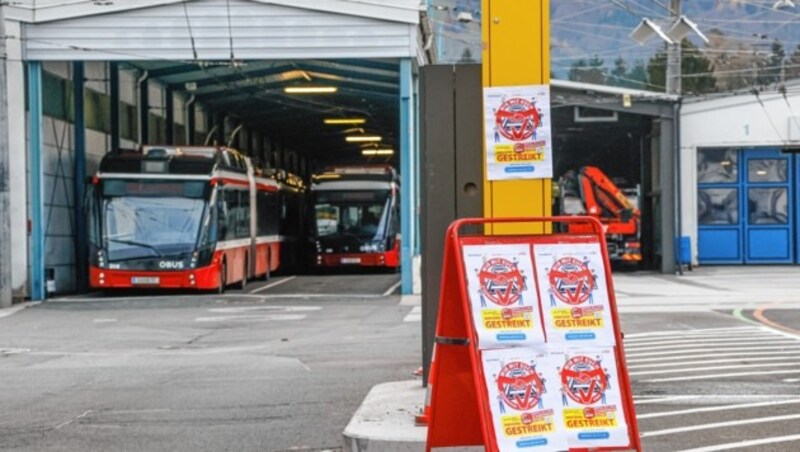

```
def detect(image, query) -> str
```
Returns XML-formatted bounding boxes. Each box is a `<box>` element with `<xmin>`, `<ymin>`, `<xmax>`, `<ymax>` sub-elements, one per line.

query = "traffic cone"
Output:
<box><xmin>415</xmin><ymin>344</ymin><xmax>438</xmax><ymax>426</ymax></box>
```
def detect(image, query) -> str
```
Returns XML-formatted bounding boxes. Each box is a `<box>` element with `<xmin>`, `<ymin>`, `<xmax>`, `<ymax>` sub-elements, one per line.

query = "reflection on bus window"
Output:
<box><xmin>104</xmin><ymin>196</ymin><xmax>205</xmax><ymax>260</ymax></box>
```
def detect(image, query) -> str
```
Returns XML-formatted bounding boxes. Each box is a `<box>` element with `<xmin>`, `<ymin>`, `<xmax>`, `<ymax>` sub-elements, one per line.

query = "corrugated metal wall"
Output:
<box><xmin>23</xmin><ymin>0</ymin><xmax>416</xmax><ymax>61</ymax></box>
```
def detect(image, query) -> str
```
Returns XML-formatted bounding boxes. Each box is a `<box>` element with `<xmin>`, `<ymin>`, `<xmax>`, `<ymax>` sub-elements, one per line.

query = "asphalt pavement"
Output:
<box><xmin>3</xmin><ymin>267</ymin><xmax>800</xmax><ymax>451</ymax></box>
<box><xmin>615</xmin><ymin>267</ymin><xmax>800</xmax><ymax>452</ymax></box>
<box><xmin>0</xmin><ymin>273</ymin><xmax>415</xmax><ymax>452</ymax></box>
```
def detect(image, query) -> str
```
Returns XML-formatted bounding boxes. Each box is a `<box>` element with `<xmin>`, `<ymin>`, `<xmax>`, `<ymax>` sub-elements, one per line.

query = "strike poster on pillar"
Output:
<box><xmin>463</xmin><ymin>244</ymin><xmax>545</xmax><ymax>348</ymax></box>
<box><xmin>555</xmin><ymin>348</ymin><xmax>630</xmax><ymax>449</ymax></box>
<box><xmin>533</xmin><ymin>243</ymin><xmax>615</xmax><ymax>345</ymax></box>
<box><xmin>483</xmin><ymin>84</ymin><xmax>553</xmax><ymax>181</ymax></box>
<box><xmin>482</xmin><ymin>348</ymin><xmax>569</xmax><ymax>451</ymax></box>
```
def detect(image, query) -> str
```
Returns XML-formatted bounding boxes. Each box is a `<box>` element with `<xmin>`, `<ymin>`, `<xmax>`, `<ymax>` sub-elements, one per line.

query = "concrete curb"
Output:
<box><xmin>0</xmin><ymin>301</ymin><xmax>37</xmax><ymax>320</ymax></box>
<box><xmin>342</xmin><ymin>380</ymin><xmax>484</xmax><ymax>452</ymax></box>
<box><xmin>343</xmin><ymin>380</ymin><xmax>426</xmax><ymax>451</ymax></box>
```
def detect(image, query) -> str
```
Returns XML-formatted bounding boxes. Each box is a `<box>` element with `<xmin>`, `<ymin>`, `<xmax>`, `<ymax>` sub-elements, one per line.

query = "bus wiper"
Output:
<box><xmin>106</xmin><ymin>238</ymin><xmax>164</xmax><ymax>258</ymax></box>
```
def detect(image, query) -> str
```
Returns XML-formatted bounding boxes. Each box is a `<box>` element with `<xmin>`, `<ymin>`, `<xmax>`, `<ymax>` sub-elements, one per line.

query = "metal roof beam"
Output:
<box><xmin>305</xmin><ymin>59</ymin><xmax>399</xmax><ymax>79</ymax></box>
<box><xmin>148</xmin><ymin>63</ymin><xmax>204</xmax><ymax>78</ymax></box>
<box><xmin>334</xmin><ymin>59</ymin><xmax>399</xmax><ymax>72</ymax></box>
<box><xmin>198</xmin><ymin>84</ymin><xmax>397</xmax><ymax>103</ymax></box>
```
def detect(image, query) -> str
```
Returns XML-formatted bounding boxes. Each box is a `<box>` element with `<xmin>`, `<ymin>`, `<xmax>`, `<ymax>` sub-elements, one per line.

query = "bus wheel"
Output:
<box><xmin>240</xmin><ymin>257</ymin><xmax>248</xmax><ymax>290</ymax></box>
<box><xmin>217</xmin><ymin>261</ymin><xmax>227</xmax><ymax>294</ymax></box>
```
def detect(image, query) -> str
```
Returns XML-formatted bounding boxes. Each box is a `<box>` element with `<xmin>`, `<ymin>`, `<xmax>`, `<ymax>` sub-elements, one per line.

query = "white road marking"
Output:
<box><xmin>93</xmin><ymin>318</ymin><xmax>118</xmax><ymax>323</ymax></box>
<box><xmin>404</xmin><ymin>306</ymin><xmax>421</xmax><ymax>322</ymax></box>
<box><xmin>640</xmin><ymin>413</ymin><xmax>800</xmax><ymax>438</ymax></box>
<box><xmin>226</xmin><ymin>293</ymin><xmax>385</xmax><ymax>299</ymax></box>
<box><xmin>629</xmin><ymin>355</ymin><xmax>800</xmax><ymax>370</ymax></box>
<box><xmin>624</xmin><ymin>326</ymin><xmax>760</xmax><ymax>339</ymax></box>
<box><xmin>627</xmin><ymin>344</ymin><xmax>800</xmax><ymax>359</ymax></box>
<box><xmin>784</xmin><ymin>378</ymin><xmax>800</xmax><ymax>383</ymax></box>
<box><xmin>628</xmin><ymin>350</ymin><xmax>800</xmax><ymax>364</ymax></box>
<box><xmin>637</xmin><ymin>398</ymin><xmax>800</xmax><ymax>419</ymax></box>
<box><xmin>635</xmin><ymin>395</ymin><xmax>800</xmax><ymax>405</ymax></box>
<box><xmin>0</xmin><ymin>348</ymin><xmax>32</xmax><ymax>355</ymax></box>
<box><xmin>194</xmin><ymin>314</ymin><xmax>307</xmax><ymax>322</ymax></box>
<box><xmin>635</xmin><ymin>395</ymin><xmax>703</xmax><ymax>405</ymax></box>
<box><xmin>54</xmin><ymin>410</ymin><xmax>94</xmax><ymax>430</ymax></box>
<box><xmin>630</xmin><ymin>361</ymin><xmax>800</xmax><ymax>376</ymax></box>
<box><xmin>624</xmin><ymin>334</ymin><xmax>787</xmax><ymax>348</ymax></box>
<box><xmin>383</xmin><ymin>281</ymin><xmax>402</xmax><ymax>297</ymax></box>
<box><xmin>249</xmin><ymin>276</ymin><xmax>297</xmax><ymax>294</ymax></box>
<box><xmin>641</xmin><ymin>369</ymin><xmax>800</xmax><ymax>383</ymax></box>
<box><xmin>207</xmin><ymin>306</ymin><xmax>321</xmax><ymax>313</ymax></box>
<box><xmin>625</xmin><ymin>332</ymin><xmax>778</xmax><ymax>345</ymax></box>
<box><xmin>625</xmin><ymin>340</ymin><xmax>799</xmax><ymax>353</ymax></box>
<box><xmin>676</xmin><ymin>434</ymin><xmax>800</xmax><ymax>452</ymax></box>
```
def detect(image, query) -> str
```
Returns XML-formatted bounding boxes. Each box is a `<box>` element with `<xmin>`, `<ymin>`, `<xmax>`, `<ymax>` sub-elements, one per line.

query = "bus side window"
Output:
<box><xmin>86</xmin><ymin>184</ymin><xmax>99</xmax><ymax>247</ymax></box>
<box><xmin>257</xmin><ymin>191</ymin><xmax>268</xmax><ymax>237</ymax></box>
<box><xmin>217</xmin><ymin>189</ymin><xmax>228</xmax><ymax>240</ymax></box>
<box><xmin>236</xmin><ymin>189</ymin><xmax>250</xmax><ymax>238</ymax></box>
<box><xmin>267</xmin><ymin>192</ymin><xmax>280</xmax><ymax>235</ymax></box>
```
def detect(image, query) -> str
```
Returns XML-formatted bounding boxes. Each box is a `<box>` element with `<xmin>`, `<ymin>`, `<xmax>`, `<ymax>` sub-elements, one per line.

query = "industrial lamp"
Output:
<box><xmin>284</xmin><ymin>86</ymin><xmax>337</xmax><ymax>94</ymax></box>
<box><xmin>666</xmin><ymin>16</ymin><xmax>709</xmax><ymax>44</ymax></box>
<box><xmin>630</xmin><ymin>19</ymin><xmax>673</xmax><ymax>45</ymax></box>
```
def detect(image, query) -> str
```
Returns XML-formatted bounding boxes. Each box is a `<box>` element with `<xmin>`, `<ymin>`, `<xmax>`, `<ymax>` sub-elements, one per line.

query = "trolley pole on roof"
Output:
<box><xmin>481</xmin><ymin>0</ymin><xmax>551</xmax><ymax>232</ymax></box>
<box><xmin>0</xmin><ymin>3</ymin><xmax>13</xmax><ymax>309</ymax></box>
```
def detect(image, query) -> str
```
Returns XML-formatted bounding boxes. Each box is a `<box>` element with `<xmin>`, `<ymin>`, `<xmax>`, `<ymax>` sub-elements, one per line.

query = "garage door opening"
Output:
<box><xmin>35</xmin><ymin>57</ymin><xmax>406</xmax><ymax>296</ymax></box>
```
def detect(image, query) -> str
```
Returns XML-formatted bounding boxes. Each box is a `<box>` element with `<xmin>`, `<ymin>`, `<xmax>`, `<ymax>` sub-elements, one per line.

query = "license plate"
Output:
<box><xmin>132</xmin><ymin>276</ymin><xmax>160</xmax><ymax>285</ymax></box>
<box><xmin>341</xmin><ymin>257</ymin><xmax>361</xmax><ymax>264</ymax></box>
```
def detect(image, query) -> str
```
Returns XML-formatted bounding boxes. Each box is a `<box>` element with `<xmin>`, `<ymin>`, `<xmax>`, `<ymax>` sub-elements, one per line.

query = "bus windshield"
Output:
<box><xmin>101</xmin><ymin>180</ymin><xmax>209</xmax><ymax>261</ymax></box>
<box><xmin>314</xmin><ymin>190</ymin><xmax>391</xmax><ymax>241</ymax></box>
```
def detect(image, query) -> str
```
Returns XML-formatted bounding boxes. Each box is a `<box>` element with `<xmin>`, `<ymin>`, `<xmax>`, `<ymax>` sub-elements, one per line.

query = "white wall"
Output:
<box><xmin>680</xmin><ymin>89</ymin><xmax>800</xmax><ymax>264</ymax></box>
<box><xmin>22</xmin><ymin>0</ymin><xmax>417</xmax><ymax>61</ymax></box>
<box><xmin>6</xmin><ymin>21</ymin><xmax>27</xmax><ymax>298</ymax></box>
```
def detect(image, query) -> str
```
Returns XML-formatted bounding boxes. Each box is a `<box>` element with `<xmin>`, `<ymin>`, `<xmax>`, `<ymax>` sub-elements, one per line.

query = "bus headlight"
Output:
<box><xmin>97</xmin><ymin>250</ymin><xmax>106</xmax><ymax>268</ymax></box>
<box><xmin>190</xmin><ymin>252</ymin><xmax>199</xmax><ymax>269</ymax></box>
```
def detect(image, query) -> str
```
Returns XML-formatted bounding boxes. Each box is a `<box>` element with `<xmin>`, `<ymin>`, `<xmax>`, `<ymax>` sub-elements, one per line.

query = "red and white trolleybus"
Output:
<box><xmin>310</xmin><ymin>165</ymin><xmax>400</xmax><ymax>269</ymax></box>
<box><xmin>87</xmin><ymin>146</ymin><xmax>298</xmax><ymax>292</ymax></box>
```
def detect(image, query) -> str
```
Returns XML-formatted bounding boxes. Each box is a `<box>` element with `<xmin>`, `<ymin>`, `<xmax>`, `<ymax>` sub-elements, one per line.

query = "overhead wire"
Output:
<box><xmin>552</xmin><ymin>2</ymin><xmax>615</xmax><ymax>22</ymax></box>
<box><xmin>778</xmin><ymin>84</ymin><xmax>800</xmax><ymax>135</ymax></box>
<box><xmin>225</xmin><ymin>0</ymin><xmax>236</xmax><ymax>63</ymax></box>
<box><xmin>182</xmin><ymin>1</ymin><xmax>199</xmax><ymax>61</ymax></box>
<box><xmin>753</xmin><ymin>88</ymin><xmax>789</xmax><ymax>142</ymax></box>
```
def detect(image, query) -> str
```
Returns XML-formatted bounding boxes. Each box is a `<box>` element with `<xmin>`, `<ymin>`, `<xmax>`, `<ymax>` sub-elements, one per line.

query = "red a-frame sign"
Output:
<box><xmin>426</xmin><ymin>217</ymin><xmax>641</xmax><ymax>452</ymax></box>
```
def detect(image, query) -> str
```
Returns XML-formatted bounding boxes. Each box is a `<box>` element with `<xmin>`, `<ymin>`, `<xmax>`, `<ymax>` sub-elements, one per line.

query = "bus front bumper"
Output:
<box><xmin>316</xmin><ymin>252</ymin><xmax>394</xmax><ymax>267</ymax></box>
<box><xmin>89</xmin><ymin>265</ymin><xmax>221</xmax><ymax>290</ymax></box>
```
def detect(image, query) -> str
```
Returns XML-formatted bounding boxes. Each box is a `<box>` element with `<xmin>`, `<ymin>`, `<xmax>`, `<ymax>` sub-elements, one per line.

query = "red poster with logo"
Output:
<box><xmin>482</xmin><ymin>348</ymin><xmax>568</xmax><ymax>450</ymax></box>
<box><xmin>463</xmin><ymin>244</ymin><xmax>545</xmax><ymax>349</ymax></box>
<box><xmin>533</xmin><ymin>242</ymin><xmax>615</xmax><ymax>345</ymax></box>
<box><xmin>555</xmin><ymin>348</ymin><xmax>629</xmax><ymax>448</ymax></box>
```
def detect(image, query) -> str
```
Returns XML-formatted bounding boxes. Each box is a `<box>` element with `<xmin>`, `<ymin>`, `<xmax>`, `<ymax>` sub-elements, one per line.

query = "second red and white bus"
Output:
<box><xmin>310</xmin><ymin>165</ymin><xmax>400</xmax><ymax>270</ymax></box>
<box><xmin>87</xmin><ymin>145</ymin><xmax>304</xmax><ymax>292</ymax></box>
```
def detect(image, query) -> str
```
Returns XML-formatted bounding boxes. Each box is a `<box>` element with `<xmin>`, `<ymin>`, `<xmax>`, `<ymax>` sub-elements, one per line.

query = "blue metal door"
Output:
<box><xmin>743</xmin><ymin>148</ymin><xmax>792</xmax><ymax>263</ymax></box>
<box><xmin>698</xmin><ymin>148</ymin><xmax>794</xmax><ymax>264</ymax></box>
<box><xmin>697</xmin><ymin>148</ymin><xmax>743</xmax><ymax>263</ymax></box>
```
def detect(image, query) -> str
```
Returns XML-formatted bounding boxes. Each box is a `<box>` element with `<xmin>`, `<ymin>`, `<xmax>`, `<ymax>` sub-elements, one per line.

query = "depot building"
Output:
<box><xmin>3</xmin><ymin>0</ymin><xmax>427</xmax><ymax>300</ymax></box>
<box><xmin>681</xmin><ymin>83</ymin><xmax>800</xmax><ymax>266</ymax></box>
<box><xmin>6</xmin><ymin>0</ymin><xmax>786</xmax><ymax>303</ymax></box>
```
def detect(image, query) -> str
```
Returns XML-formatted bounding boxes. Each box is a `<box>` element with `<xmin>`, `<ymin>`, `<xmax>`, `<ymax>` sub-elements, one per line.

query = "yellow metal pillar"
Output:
<box><xmin>482</xmin><ymin>0</ymin><xmax>551</xmax><ymax>234</ymax></box>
